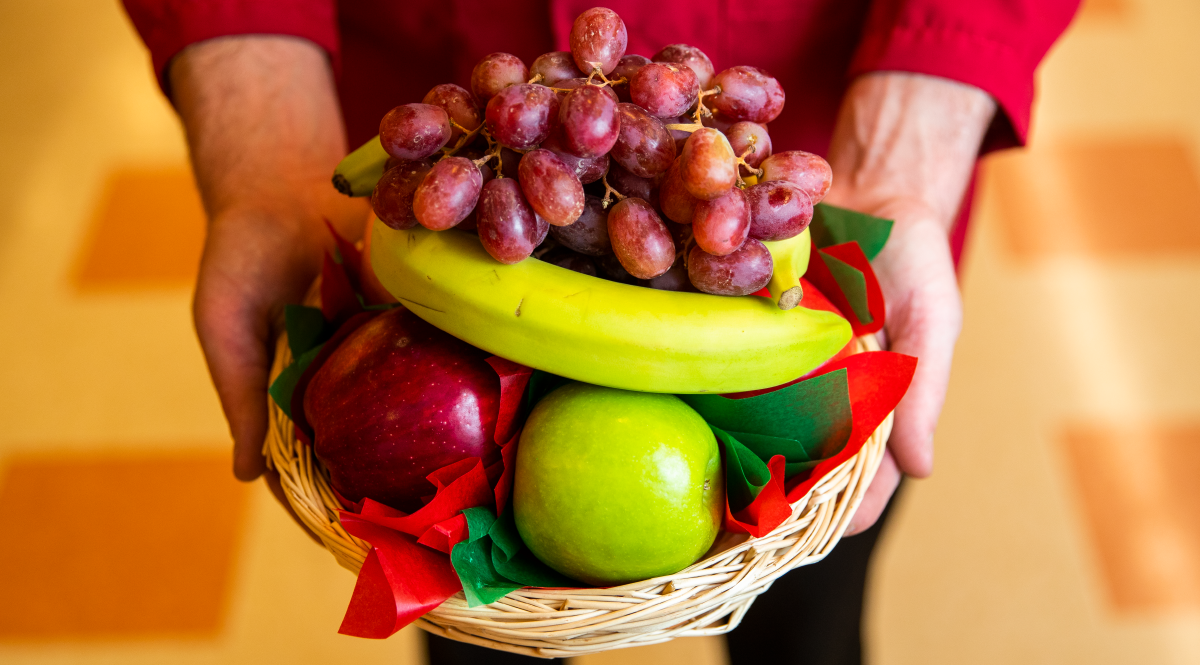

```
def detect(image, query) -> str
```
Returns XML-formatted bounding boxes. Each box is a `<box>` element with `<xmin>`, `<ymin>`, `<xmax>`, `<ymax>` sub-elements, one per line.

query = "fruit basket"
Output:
<box><xmin>261</xmin><ymin>5</ymin><xmax>919</xmax><ymax>656</ymax></box>
<box><xmin>266</xmin><ymin>324</ymin><xmax>890</xmax><ymax>658</ymax></box>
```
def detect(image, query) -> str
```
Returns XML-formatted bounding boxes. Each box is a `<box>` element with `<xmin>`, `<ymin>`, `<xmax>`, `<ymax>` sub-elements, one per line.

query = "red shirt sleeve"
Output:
<box><xmin>849</xmin><ymin>0</ymin><xmax>1081</xmax><ymax>151</ymax></box>
<box><xmin>121</xmin><ymin>0</ymin><xmax>341</xmax><ymax>95</ymax></box>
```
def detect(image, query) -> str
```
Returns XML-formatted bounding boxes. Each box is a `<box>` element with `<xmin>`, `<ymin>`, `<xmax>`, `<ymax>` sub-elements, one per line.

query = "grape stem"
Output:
<box><xmin>527</xmin><ymin>73</ymin><xmax>544</xmax><ymax>85</ymax></box>
<box><xmin>733</xmin><ymin>137</ymin><xmax>764</xmax><ymax>187</ymax></box>
<box><xmin>600</xmin><ymin>171</ymin><xmax>627</xmax><ymax>209</ymax></box>
<box><xmin>663</xmin><ymin>87</ymin><xmax>721</xmax><ymax>134</ymax></box>
<box><xmin>549</xmin><ymin>73</ymin><xmax>627</xmax><ymax>95</ymax></box>
<box><xmin>441</xmin><ymin>120</ymin><xmax>486</xmax><ymax>158</ymax></box>
<box><xmin>471</xmin><ymin>129</ymin><xmax>502</xmax><ymax>172</ymax></box>
<box><xmin>585</xmin><ymin>64</ymin><xmax>626</xmax><ymax>88</ymax></box>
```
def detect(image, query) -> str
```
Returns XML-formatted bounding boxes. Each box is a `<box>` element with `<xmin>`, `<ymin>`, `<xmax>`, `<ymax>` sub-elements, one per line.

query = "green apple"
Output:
<box><xmin>513</xmin><ymin>383</ymin><xmax>723</xmax><ymax>586</ymax></box>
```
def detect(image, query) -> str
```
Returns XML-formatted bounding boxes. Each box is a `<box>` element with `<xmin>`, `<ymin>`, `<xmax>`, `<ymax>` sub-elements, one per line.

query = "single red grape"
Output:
<box><xmin>711</xmin><ymin>66</ymin><xmax>785</xmax><ymax>123</ymax></box>
<box><xmin>412</xmin><ymin>156</ymin><xmax>484</xmax><ymax>231</ymax></box>
<box><xmin>652</xmin><ymin>44</ymin><xmax>715</xmax><ymax>90</ymax></box>
<box><xmin>659</xmin><ymin>157</ymin><xmax>699</xmax><ymax>224</ymax></box>
<box><xmin>518</xmin><ymin>149</ymin><xmax>585</xmax><ymax>226</ymax></box>
<box><xmin>607</xmin><ymin>163</ymin><xmax>658</xmax><ymax>209</ymax></box>
<box><xmin>471</xmin><ymin>53</ymin><xmax>528</xmax><ymax>104</ymax></box>
<box><xmin>692</xmin><ymin>187</ymin><xmax>750</xmax><ymax>255</ymax></box>
<box><xmin>612</xmin><ymin>103</ymin><xmax>676</xmax><ymax>178</ymax></box>
<box><xmin>541</xmin><ymin>127</ymin><xmax>609</xmax><ymax>184</ymax></box>
<box><xmin>687</xmin><ymin>239</ymin><xmax>773</xmax><ymax>296</ymax></box>
<box><xmin>610</xmin><ymin>54</ymin><xmax>650</xmax><ymax>102</ymax></box>
<box><xmin>727</xmin><ymin>121</ymin><xmax>772</xmax><ymax>169</ymax></box>
<box><xmin>549</xmin><ymin>195</ymin><xmax>611</xmax><ymax>256</ymax></box>
<box><xmin>630</xmin><ymin>63</ymin><xmax>699</xmax><ymax>118</ymax></box>
<box><xmin>485</xmin><ymin>84</ymin><xmax>558</xmax><ymax>150</ymax></box>
<box><xmin>379</xmin><ymin>104</ymin><xmax>451</xmax><ymax>160</ymax></box>
<box><xmin>760</xmin><ymin>151</ymin><xmax>833</xmax><ymax>203</ymax></box>
<box><xmin>569</xmin><ymin>7</ymin><xmax>627</xmax><ymax>75</ymax></box>
<box><xmin>371</xmin><ymin>159</ymin><xmax>432</xmax><ymax>229</ymax></box>
<box><xmin>559</xmin><ymin>85</ymin><xmax>619</xmax><ymax>158</ymax></box>
<box><xmin>680</xmin><ymin>128</ymin><xmax>737</xmax><ymax>200</ymax></box>
<box><xmin>422</xmin><ymin>84</ymin><xmax>480</xmax><ymax>144</ymax></box>
<box><xmin>746</xmin><ymin>181</ymin><xmax>813</xmax><ymax>241</ymax></box>
<box><xmin>477</xmin><ymin>178</ymin><xmax>549</xmax><ymax>264</ymax></box>
<box><xmin>607</xmin><ymin>197</ymin><xmax>675</xmax><ymax>279</ymax></box>
<box><xmin>530</xmin><ymin>51</ymin><xmax>583</xmax><ymax>86</ymax></box>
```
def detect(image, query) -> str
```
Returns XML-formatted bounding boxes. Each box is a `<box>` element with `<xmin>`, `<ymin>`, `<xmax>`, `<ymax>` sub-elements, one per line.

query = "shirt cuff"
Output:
<box><xmin>849</xmin><ymin>23</ymin><xmax>1038</xmax><ymax>152</ymax></box>
<box><xmin>122</xmin><ymin>0</ymin><xmax>340</xmax><ymax>96</ymax></box>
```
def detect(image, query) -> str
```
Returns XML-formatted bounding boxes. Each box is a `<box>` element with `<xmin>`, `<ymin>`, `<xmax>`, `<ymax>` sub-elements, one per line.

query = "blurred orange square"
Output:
<box><xmin>986</xmin><ymin>138</ymin><xmax>1200</xmax><ymax>258</ymax></box>
<box><xmin>1080</xmin><ymin>0</ymin><xmax>1130</xmax><ymax>20</ymax></box>
<box><xmin>0</xmin><ymin>452</ymin><xmax>247</xmax><ymax>640</ymax></box>
<box><xmin>1062</xmin><ymin>423</ymin><xmax>1200</xmax><ymax>612</ymax></box>
<box><xmin>73</xmin><ymin>166</ymin><xmax>207</xmax><ymax>289</ymax></box>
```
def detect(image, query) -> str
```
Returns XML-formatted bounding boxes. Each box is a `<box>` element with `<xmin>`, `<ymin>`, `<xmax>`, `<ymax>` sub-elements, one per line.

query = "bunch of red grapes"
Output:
<box><xmin>371</xmin><ymin>7</ymin><xmax>832</xmax><ymax>297</ymax></box>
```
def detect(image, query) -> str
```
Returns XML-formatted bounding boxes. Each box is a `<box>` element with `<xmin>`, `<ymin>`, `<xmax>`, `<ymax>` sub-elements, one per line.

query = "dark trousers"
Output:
<box><xmin>425</xmin><ymin>487</ymin><xmax>900</xmax><ymax>665</ymax></box>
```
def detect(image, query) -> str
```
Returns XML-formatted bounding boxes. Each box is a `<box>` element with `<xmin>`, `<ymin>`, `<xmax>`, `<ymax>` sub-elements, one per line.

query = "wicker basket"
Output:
<box><xmin>265</xmin><ymin>325</ymin><xmax>890</xmax><ymax>658</ymax></box>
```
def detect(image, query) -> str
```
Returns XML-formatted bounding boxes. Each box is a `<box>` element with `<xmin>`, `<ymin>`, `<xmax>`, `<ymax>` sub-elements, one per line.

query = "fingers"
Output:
<box><xmin>845</xmin><ymin>450</ymin><xmax>901</xmax><ymax>535</ymax></box>
<box><xmin>194</xmin><ymin>261</ymin><xmax>273</xmax><ymax>482</ymax></box>
<box><xmin>193</xmin><ymin>214</ymin><xmax>313</xmax><ymax>482</ymax></box>
<box><xmin>874</xmin><ymin>219</ymin><xmax>962</xmax><ymax>479</ymax></box>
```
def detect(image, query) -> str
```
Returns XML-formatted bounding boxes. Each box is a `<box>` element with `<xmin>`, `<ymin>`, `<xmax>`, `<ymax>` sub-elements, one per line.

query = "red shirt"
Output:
<box><xmin>123</xmin><ymin>0</ymin><xmax>1078</xmax><ymax>155</ymax></box>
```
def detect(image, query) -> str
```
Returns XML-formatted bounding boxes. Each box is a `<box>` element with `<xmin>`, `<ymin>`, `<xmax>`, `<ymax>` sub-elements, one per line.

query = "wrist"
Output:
<box><xmin>172</xmin><ymin>34</ymin><xmax>360</xmax><ymax>231</ymax></box>
<box><xmin>824</xmin><ymin>72</ymin><xmax>995</xmax><ymax>234</ymax></box>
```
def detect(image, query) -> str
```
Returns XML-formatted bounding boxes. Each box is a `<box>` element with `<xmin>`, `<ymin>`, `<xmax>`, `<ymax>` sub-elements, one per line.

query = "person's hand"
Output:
<box><xmin>171</xmin><ymin>36</ymin><xmax>368</xmax><ymax>514</ymax></box>
<box><xmin>821</xmin><ymin>73</ymin><xmax>996</xmax><ymax>535</ymax></box>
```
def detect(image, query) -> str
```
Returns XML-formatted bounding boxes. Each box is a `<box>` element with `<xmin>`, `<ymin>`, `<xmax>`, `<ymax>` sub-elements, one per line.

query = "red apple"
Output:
<box><xmin>303</xmin><ymin>307</ymin><xmax>500</xmax><ymax>512</ymax></box>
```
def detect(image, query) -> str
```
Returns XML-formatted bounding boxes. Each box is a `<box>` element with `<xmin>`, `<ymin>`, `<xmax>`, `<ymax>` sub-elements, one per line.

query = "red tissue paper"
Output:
<box><xmin>333</xmin><ymin>356</ymin><xmax>535</xmax><ymax>639</ymax></box>
<box><xmin>721</xmin><ymin>279</ymin><xmax>915</xmax><ymax>537</ymax></box>
<box><xmin>805</xmin><ymin>241</ymin><xmax>886</xmax><ymax>336</ymax></box>
<box><xmin>722</xmin><ymin>351</ymin><xmax>915</xmax><ymax>537</ymax></box>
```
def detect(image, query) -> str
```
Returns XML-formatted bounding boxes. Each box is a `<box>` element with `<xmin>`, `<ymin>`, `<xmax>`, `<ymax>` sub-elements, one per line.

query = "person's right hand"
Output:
<box><xmin>171</xmin><ymin>36</ymin><xmax>368</xmax><ymax>512</ymax></box>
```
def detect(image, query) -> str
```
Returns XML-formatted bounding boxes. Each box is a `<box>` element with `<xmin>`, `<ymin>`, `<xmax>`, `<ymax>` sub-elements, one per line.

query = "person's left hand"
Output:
<box><xmin>820</xmin><ymin>72</ymin><xmax>996</xmax><ymax>535</ymax></box>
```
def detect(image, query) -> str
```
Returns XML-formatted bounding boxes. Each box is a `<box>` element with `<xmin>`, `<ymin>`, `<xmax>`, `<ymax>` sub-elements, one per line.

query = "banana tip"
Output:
<box><xmin>777</xmin><ymin>286</ymin><xmax>803</xmax><ymax>310</ymax></box>
<box><xmin>332</xmin><ymin>174</ymin><xmax>356</xmax><ymax>197</ymax></box>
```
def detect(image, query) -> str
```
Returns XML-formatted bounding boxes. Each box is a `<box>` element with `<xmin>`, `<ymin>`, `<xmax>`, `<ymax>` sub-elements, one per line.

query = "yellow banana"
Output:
<box><xmin>333</xmin><ymin>135</ymin><xmax>388</xmax><ymax>197</ymax></box>
<box><xmin>370</xmin><ymin>222</ymin><xmax>850</xmax><ymax>394</ymax></box>
<box><xmin>763</xmin><ymin>230</ymin><xmax>811</xmax><ymax>310</ymax></box>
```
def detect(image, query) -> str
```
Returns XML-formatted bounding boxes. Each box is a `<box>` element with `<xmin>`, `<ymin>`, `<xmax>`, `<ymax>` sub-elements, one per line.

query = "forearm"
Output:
<box><xmin>171</xmin><ymin>35</ymin><xmax>363</xmax><ymax>248</ymax></box>
<box><xmin>824</xmin><ymin>72</ymin><xmax>996</xmax><ymax>233</ymax></box>
<box><xmin>171</xmin><ymin>35</ymin><xmax>366</xmax><ymax>482</ymax></box>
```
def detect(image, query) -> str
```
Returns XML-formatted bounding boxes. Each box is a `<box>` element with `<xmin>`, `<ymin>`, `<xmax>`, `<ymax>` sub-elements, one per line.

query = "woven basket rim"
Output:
<box><xmin>265</xmin><ymin>305</ymin><xmax>890</xmax><ymax>658</ymax></box>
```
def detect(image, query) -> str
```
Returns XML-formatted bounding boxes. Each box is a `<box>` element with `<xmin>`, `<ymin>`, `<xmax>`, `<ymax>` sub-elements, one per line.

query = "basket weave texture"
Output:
<box><xmin>266</xmin><ymin>330</ymin><xmax>890</xmax><ymax>659</ymax></box>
